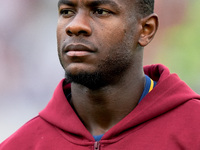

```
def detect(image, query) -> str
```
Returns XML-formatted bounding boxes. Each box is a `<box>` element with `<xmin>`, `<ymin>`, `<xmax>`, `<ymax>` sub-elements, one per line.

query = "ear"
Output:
<box><xmin>138</xmin><ymin>13</ymin><xmax>159</xmax><ymax>47</ymax></box>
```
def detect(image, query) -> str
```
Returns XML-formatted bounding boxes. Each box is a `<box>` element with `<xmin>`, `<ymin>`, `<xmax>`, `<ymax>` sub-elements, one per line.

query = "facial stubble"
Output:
<box><xmin>64</xmin><ymin>45</ymin><xmax>134</xmax><ymax>90</ymax></box>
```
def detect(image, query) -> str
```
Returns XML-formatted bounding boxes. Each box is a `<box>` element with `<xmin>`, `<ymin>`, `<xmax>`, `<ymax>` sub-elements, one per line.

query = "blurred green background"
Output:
<box><xmin>145</xmin><ymin>0</ymin><xmax>200</xmax><ymax>94</ymax></box>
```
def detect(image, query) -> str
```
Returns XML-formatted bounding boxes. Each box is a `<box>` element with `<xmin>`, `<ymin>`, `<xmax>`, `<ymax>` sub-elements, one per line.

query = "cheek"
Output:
<box><xmin>99</xmin><ymin>26</ymin><xmax>134</xmax><ymax>56</ymax></box>
<box><xmin>56</xmin><ymin>24</ymin><xmax>66</xmax><ymax>66</ymax></box>
<box><xmin>56</xmin><ymin>24</ymin><xmax>67</xmax><ymax>60</ymax></box>
<box><xmin>56</xmin><ymin>20</ymin><xmax>67</xmax><ymax>44</ymax></box>
<box><xmin>109</xmin><ymin>25</ymin><xmax>126</xmax><ymax>41</ymax></box>
<box><xmin>96</xmin><ymin>26</ymin><xmax>127</xmax><ymax>52</ymax></box>
<box><xmin>56</xmin><ymin>26</ymin><xmax>63</xmax><ymax>46</ymax></box>
<box><xmin>94</xmin><ymin>18</ymin><xmax>126</xmax><ymax>41</ymax></box>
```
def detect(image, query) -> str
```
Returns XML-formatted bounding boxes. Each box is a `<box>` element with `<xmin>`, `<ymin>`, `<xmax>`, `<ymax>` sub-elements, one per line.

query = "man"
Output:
<box><xmin>1</xmin><ymin>0</ymin><xmax>200</xmax><ymax>149</ymax></box>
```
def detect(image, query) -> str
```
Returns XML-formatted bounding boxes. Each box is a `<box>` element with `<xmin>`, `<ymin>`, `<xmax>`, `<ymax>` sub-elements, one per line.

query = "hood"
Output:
<box><xmin>39</xmin><ymin>81</ymin><xmax>95</xmax><ymax>144</ymax></box>
<box><xmin>39</xmin><ymin>64</ymin><xmax>200</xmax><ymax>143</ymax></box>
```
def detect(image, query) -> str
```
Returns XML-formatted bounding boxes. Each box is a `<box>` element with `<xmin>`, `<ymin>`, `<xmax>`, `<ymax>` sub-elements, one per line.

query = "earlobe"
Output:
<box><xmin>138</xmin><ymin>13</ymin><xmax>159</xmax><ymax>47</ymax></box>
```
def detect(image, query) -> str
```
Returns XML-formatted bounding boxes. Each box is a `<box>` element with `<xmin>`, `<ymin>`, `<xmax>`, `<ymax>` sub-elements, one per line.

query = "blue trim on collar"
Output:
<box><xmin>138</xmin><ymin>75</ymin><xmax>156</xmax><ymax>104</ymax></box>
<box><xmin>93</xmin><ymin>134</ymin><xmax>104</xmax><ymax>141</ymax></box>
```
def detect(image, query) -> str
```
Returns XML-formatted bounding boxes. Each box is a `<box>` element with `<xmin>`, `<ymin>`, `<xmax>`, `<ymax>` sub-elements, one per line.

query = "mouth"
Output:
<box><xmin>64</xmin><ymin>44</ymin><xmax>96</xmax><ymax>57</ymax></box>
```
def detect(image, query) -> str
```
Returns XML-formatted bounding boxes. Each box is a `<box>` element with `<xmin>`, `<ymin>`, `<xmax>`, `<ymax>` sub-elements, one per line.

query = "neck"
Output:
<box><xmin>70</xmin><ymin>65</ymin><xmax>145</xmax><ymax>136</ymax></box>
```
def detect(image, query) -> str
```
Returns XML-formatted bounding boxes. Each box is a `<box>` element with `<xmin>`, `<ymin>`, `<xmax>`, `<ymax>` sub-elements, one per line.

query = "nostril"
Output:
<box><xmin>78</xmin><ymin>30</ymin><xmax>88</xmax><ymax>36</ymax></box>
<box><xmin>66</xmin><ymin>29</ymin><xmax>89</xmax><ymax>36</ymax></box>
<box><xmin>67</xmin><ymin>30</ymin><xmax>73</xmax><ymax>36</ymax></box>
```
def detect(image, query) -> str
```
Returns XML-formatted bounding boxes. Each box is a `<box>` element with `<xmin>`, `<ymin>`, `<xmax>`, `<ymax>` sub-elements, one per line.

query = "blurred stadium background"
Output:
<box><xmin>0</xmin><ymin>0</ymin><xmax>200</xmax><ymax>142</ymax></box>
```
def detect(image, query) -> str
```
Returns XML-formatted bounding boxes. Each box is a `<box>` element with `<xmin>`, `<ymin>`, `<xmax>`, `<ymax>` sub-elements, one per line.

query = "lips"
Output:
<box><xmin>64</xmin><ymin>44</ymin><xmax>96</xmax><ymax>57</ymax></box>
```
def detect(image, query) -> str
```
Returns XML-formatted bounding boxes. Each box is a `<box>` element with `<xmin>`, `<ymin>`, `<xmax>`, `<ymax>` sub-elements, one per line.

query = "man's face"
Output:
<box><xmin>57</xmin><ymin>0</ymin><xmax>141</xmax><ymax>89</ymax></box>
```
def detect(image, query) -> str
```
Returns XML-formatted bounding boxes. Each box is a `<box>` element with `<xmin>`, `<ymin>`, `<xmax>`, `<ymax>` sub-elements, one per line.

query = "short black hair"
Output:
<box><xmin>135</xmin><ymin>0</ymin><xmax>154</xmax><ymax>17</ymax></box>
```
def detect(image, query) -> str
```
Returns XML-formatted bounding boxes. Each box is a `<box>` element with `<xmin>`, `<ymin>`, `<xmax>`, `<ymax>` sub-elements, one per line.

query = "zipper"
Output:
<box><xmin>94</xmin><ymin>141</ymin><xmax>100</xmax><ymax>150</ymax></box>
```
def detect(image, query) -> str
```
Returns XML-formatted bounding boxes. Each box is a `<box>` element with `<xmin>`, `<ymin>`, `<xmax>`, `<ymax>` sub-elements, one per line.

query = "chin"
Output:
<box><xmin>65</xmin><ymin>71</ymin><xmax>107</xmax><ymax>90</ymax></box>
<box><xmin>65</xmin><ymin>63</ymin><xmax>96</xmax><ymax>75</ymax></box>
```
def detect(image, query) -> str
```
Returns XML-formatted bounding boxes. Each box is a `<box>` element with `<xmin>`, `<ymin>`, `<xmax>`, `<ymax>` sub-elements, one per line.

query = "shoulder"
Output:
<box><xmin>168</xmin><ymin>99</ymin><xmax>200</xmax><ymax>148</ymax></box>
<box><xmin>166</xmin><ymin>99</ymin><xmax>200</xmax><ymax>125</ymax></box>
<box><xmin>179</xmin><ymin>99</ymin><xmax>200</xmax><ymax>115</ymax></box>
<box><xmin>0</xmin><ymin>116</ymin><xmax>56</xmax><ymax>150</ymax></box>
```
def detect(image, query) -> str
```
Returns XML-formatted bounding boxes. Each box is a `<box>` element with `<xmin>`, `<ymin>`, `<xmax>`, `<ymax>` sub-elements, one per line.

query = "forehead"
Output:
<box><xmin>58</xmin><ymin>0</ymin><xmax>135</xmax><ymax>9</ymax></box>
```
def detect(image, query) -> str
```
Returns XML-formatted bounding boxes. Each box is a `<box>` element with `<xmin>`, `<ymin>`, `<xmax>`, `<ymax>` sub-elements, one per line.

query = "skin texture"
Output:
<box><xmin>57</xmin><ymin>0</ymin><xmax>158</xmax><ymax>135</ymax></box>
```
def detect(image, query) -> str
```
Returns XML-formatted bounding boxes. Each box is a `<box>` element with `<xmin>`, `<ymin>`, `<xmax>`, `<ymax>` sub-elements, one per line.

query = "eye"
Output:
<box><xmin>59</xmin><ymin>9</ymin><xmax>75</xmax><ymax>17</ymax></box>
<box><xmin>93</xmin><ymin>8</ymin><xmax>112</xmax><ymax>17</ymax></box>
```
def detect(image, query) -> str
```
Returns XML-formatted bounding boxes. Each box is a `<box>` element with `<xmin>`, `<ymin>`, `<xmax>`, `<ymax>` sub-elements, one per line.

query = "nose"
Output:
<box><xmin>65</xmin><ymin>13</ymin><xmax>92</xmax><ymax>36</ymax></box>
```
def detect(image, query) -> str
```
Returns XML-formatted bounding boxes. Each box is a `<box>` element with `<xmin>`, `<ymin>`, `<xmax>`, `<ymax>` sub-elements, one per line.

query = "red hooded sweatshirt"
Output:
<box><xmin>1</xmin><ymin>64</ymin><xmax>200</xmax><ymax>150</ymax></box>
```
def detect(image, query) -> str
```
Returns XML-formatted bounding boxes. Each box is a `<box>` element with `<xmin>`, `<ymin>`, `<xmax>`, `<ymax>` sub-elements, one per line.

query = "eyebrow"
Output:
<box><xmin>58</xmin><ymin>0</ymin><xmax>120</xmax><ymax>12</ymax></box>
<box><xmin>86</xmin><ymin>0</ymin><xmax>120</xmax><ymax>10</ymax></box>
<box><xmin>58</xmin><ymin>0</ymin><xmax>76</xmax><ymax>8</ymax></box>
